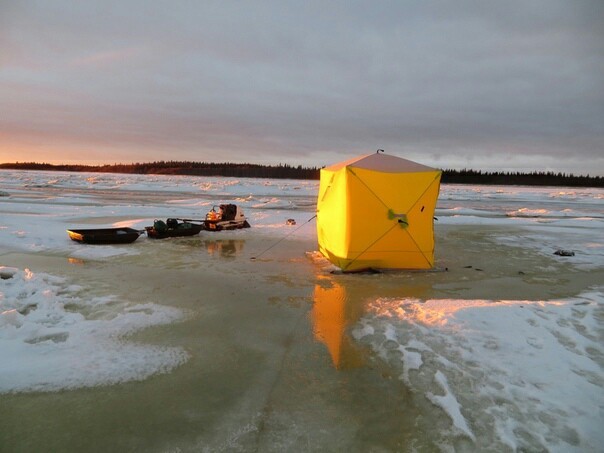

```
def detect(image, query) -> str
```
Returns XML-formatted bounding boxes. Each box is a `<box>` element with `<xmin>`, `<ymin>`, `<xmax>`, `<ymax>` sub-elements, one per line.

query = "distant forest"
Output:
<box><xmin>1</xmin><ymin>161</ymin><xmax>602</xmax><ymax>187</ymax></box>
<box><xmin>0</xmin><ymin>161</ymin><xmax>320</xmax><ymax>180</ymax></box>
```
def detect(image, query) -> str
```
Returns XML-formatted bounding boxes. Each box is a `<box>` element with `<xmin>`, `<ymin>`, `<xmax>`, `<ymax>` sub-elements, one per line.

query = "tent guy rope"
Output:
<box><xmin>250</xmin><ymin>215</ymin><xmax>317</xmax><ymax>260</ymax></box>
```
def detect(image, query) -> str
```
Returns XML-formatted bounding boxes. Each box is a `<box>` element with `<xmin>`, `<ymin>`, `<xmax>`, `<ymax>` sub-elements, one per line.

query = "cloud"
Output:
<box><xmin>71</xmin><ymin>47</ymin><xmax>145</xmax><ymax>67</ymax></box>
<box><xmin>0</xmin><ymin>0</ymin><xmax>603</xmax><ymax>174</ymax></box>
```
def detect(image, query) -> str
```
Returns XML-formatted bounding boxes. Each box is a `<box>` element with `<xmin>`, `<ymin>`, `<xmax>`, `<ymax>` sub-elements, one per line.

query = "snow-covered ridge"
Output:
<box><xmin>0</xmin><ymin>266</ymin><xmax>188</xmax><ymax>393</ymax></box>
<box><xmin>353</xmin><ymin>290</ymin><xmax>604</xmax><ymax>452</ymax></box>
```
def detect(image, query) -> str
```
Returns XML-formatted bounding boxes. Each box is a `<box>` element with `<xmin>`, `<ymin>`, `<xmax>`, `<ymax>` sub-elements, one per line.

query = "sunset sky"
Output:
<box><xmin>1</xmin><ymin>1</ymin><xmax>603</xmax><ymax>175</ymax></box>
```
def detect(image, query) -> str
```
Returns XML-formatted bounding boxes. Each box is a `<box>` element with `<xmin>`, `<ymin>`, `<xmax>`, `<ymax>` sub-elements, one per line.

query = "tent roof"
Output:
<box><xmin>324</xmin><ymin>153</ymin><xmax>437</xmax><ymax>173</ymax></box>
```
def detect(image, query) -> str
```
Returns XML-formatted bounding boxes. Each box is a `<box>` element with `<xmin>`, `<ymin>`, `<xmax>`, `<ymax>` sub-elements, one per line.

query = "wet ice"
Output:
<box><xmin>1</xmin><ymin>169</ymin><xmax>603</xmax><ymax>451</ymax></box>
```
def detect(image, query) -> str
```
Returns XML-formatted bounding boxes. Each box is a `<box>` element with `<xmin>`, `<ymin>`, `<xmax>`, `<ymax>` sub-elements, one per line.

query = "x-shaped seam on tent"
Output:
<box><xmin>346</xmin><ymin>167</ymin><xmax>438</xmax><ymax>269</ymax></box>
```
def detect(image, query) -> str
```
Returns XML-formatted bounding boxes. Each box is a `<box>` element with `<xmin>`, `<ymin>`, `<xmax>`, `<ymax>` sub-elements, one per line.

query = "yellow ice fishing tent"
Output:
<box><xmin>316</xmin><ymin>152</ymin><xmax>441</xmax><ymax>272</ymax></box>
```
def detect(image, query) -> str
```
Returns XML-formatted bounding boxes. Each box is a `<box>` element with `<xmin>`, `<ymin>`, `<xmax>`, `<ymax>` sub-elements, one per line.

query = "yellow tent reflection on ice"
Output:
<box><xmin>312</xmin><ymin>281</ymin><xmax>364</xmax><ymax>369</ymax></box>
<box><xmin>316</xmin><ymin>152</ymin><xmax>441</xmax><ymax>272</ymax></box>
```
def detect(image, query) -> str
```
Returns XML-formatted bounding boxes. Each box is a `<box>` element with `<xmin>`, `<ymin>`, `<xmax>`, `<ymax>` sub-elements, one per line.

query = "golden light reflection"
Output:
<box><xmin>311</xmin><ymin>279</ymin><xmax>365</xmax><ymax>370</ymax></box>
<box><xmin>68</xmin><ymin>257</ymin><xmax>85</xmax><ymax>265</ymax></box>
<box><xmin>367</xmin><ymin>298</ymin><xmax>565</xmax><ymax>327</ymax></box>
<box><xmin>311</xmin><ymin>272</ymin><xmax>433</xmax><ymax>369</ymax></box>
<box><xmin>204</xmin><ymin>239</ymin><xmax>245</xmax><ymax>257</ymax></box>
<box><xmin>368</xmin><ymin>298</ymin><xmax>461</xmax><ymax>326</ymax></box>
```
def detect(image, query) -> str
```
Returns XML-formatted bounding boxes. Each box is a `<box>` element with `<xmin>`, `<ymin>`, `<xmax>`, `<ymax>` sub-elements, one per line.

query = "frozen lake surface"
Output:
<box><xmin>1</xmin><ymin>170</ymin><xmax>603</xmax><ymax>452</ymax></box>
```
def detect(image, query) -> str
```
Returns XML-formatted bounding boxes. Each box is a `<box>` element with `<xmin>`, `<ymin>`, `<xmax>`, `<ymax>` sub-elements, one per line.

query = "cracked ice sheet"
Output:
<box><xmin>352</xmin><ymin>289</ymin><xmax>604</xmax><ymax>452</ymax></box>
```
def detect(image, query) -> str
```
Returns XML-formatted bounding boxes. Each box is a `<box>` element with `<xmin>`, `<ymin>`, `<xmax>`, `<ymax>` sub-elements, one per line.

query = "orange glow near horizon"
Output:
<box><xmin>0</xmin><ymin>143</ymin><xmax>129</xmax><ymax>166</ymax></box>
<box><xmin>0</xmin><ymin>137</ymin><xmax>183</xmax><ymax>166</ymax></box>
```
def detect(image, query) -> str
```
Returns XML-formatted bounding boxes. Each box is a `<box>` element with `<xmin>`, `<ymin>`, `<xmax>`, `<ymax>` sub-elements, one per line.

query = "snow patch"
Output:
<box><xmin>0</xmin><ymin>268</ymin><xmax>188</xmax><ymax>393</ymax></box>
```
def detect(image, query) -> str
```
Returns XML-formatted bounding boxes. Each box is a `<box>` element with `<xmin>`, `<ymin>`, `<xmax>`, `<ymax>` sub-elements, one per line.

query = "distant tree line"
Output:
<box><xmin>1</xmin><ymin>161</ymin><xmax>602</xmax><ymax>187</ymax></box>
<box><xmin>440</xmin><ymin>168</ymin><xmax>603</xmax><ymax>187</ymax></box>
<box><xmin>0</xmin><ymin>161</ymin><xmax>321</xmax><ymax>180</ymax></box>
